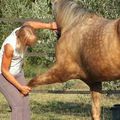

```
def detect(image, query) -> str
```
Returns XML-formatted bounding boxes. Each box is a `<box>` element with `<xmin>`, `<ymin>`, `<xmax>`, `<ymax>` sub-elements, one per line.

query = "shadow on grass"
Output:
<box><xmin>31</xmin><ymin>100</ymin><xmax>91</xmax><ymax>117</ymax></box>
<box><xmin>0</xmin><ymin>101</ymin><xmax>112</xmax><ymax>119</ymax></box>
<box><xmin>0</xmin><ymin>104</ymin><xmax>10</xmax><ymax>113</ymax></box>
<box><xmin>101</xmin><ymin>106</ymin><xmax>112</xmax><ymax>120</ymax></box>
<box><xmin>31</xmin><ymin>101</ymin><xmax>112</xmax><ymax>119</ymax></box>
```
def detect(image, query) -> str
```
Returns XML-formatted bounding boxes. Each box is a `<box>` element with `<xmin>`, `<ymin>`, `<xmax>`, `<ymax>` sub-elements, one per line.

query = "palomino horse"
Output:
<box><xmin>28</xmin><ymin>0</ymin><xmax>120</xmax><ymax>119</ymax></box>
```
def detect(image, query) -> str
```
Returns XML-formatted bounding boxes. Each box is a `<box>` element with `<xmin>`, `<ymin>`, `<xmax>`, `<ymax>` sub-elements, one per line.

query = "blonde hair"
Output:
<box><xmin>16</xmin><ymin>25</ymin><xmax>37</xmax><ymax>54</ymax></box>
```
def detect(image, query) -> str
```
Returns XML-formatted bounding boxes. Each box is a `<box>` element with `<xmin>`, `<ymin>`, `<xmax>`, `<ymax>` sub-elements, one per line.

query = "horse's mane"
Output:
<box><xmin>53</xmin><ymin>0</ymin><xmax>96</xmax><ymax>33</ymax></box>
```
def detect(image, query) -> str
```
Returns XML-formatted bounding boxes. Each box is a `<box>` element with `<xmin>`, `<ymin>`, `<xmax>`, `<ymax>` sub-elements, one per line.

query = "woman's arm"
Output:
<box><xmin>23</xmin><ymin>21</ymin><xmax>58</xmax><ymax>30</ymax></box>
<box><xmin>1</xmin><ymin>44</ymin><xmax>31</xmax><ymax>95</ymax></box>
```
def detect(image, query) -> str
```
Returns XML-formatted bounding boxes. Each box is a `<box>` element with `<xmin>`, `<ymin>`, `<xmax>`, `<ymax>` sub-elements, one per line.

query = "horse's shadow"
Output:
<box><xmin>31</xmin><ymin>100</ymin><xmax>112</xmax><ymax>118</ymax></box>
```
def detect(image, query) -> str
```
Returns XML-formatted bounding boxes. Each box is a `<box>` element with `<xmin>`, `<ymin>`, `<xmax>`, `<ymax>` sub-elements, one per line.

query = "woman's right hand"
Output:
<box><xmin>50</xmin><ymin>22</ymin><xmax>58</xmax><ymax>30</ymax></box>
<box><xmin>20</xmin><ymin>86</ymin><xmax>32</xmax><ymax>96</ymax></box>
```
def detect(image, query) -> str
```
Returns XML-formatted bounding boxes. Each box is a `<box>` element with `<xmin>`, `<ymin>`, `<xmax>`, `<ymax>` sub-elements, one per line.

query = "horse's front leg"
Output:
<box><xmin>27</xmin><ymin>64</ymin><xmax>68</xmax><ymax>87</ymax></box>
<box><xmin>89</xmin><ymin>82</ymin><xmax>102</xmax><ymax>120</ymax></box>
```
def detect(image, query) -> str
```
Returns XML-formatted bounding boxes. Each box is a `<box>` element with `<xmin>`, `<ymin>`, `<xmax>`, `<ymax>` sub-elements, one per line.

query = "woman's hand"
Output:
<box><xmin>50</xmin><ymin>22</ymin><xmax>58</xmax><ymax>30</ymax></box>
<box><xmin>19</xmin><ymin>86</ymin><xmax>32</xmax><ymax>96</ymax></box>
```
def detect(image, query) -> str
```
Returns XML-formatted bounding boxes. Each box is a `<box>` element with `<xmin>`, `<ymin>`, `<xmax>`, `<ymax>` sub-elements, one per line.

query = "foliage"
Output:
<box><xmin>0</xmin><ymin>0</ymin><xmax>120</xmax><ymax>90</ymax></box>
<box><xmin>103</xmin><ymin>80</ymin><xmax>120</xmax><ymax>91</ymax></box>
<box><xmin>80</xmin><ymin>0</ymin><xmax>120</xmax><ymax>19</ymax></box>
<box><xmin>0</xmin><ymin>0</ymin><xmax>120</xmax><ymax>65</ymax></box>
<box><xmin>0</xmin><ymin>0</ymin><xmax>120</xmax><ymax>64</ymax></box>
<box><xmin>0</xmin><ymin>0</ymin><xmax>57</xmax><ymax>66</ymax></box>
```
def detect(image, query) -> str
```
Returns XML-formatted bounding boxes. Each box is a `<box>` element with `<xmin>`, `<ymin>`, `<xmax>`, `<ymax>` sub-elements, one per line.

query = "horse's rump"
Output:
<box><xmin>52</xmin><ymin>0</ymin><xmax>120</xmax><ymax>81</ymax></box>
<box><xmin>28</xmin><ymin>1</ymin><xmax>120</xmax><ymax>120</ymax></box>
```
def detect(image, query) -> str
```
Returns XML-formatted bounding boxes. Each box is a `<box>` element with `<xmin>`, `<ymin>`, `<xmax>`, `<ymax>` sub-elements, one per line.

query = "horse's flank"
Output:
<box><xmin>28</xmin><ymin>1</ymin><xmax>120</xmax><ymax>119</ymax></box>
<box><xmin>53</xmin><ymin>0</ymin><xmax>120</xmax><ymax>82</ymax></box>
<box><xmin>28</xmin><ymin>0</ymin><xmax>120</xmax><ymax>87</ymax></box>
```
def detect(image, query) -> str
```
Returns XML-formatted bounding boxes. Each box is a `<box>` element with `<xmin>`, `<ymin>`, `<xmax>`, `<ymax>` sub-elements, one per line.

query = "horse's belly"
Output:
<box><xmin>83</xmin><ymin>57</ymin><xmax>120</xmax><ymax>81</ymax></box>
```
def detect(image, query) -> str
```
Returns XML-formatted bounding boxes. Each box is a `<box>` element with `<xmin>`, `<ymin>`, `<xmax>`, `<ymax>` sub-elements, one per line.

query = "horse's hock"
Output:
<box><xmin>111</xmin><ymin>104</ymin><xmax>120</xmax><ymax>120</ymax></box>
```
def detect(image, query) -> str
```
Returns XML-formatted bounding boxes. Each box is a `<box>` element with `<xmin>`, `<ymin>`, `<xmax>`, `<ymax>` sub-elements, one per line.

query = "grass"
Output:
<box><xmin>0</xmin><ymin>66</ymin><xmax>120</xmax><ymax>120</ymax></box>
<box><xmin>30</xmin><ymin>93</ymin><xmax>91</xmax><ymax>120</ymax></box>
<box><xmin>0</xmin><ymin>90</ymin><xmax>120</xmax><ymax>120</ymax></box>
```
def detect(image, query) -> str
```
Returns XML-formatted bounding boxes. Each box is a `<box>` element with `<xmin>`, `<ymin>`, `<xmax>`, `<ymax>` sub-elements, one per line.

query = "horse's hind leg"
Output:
<box><xmin>27</xmin><ymin>64</ymin><xmax>69</xmax><ymax>87</ymax></box>
<box><xmin>27</xmin><ymin>59</ymin><xmax>82</xmax><ymax>87</ymax></box>
<box><xmin>89</xmin><ymin>82</ymin><xmax>102</xmax><ymax>120</ymax></box>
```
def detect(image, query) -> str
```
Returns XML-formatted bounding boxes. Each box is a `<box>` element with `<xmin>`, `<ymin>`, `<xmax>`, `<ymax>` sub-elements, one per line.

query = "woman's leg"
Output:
<box><xmin>15</xmin><ymin>72</ymin><xmax>30</xmax><ymax>120</ymax></box>
<box><xmin>0</xmin><ymin>73</ymin><xmax>30</xmax><ymax>120</ymax></box>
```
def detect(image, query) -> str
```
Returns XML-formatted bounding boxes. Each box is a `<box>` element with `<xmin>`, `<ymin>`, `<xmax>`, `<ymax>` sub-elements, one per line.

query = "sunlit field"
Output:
<box><xmin>0</xmin><ymin>81</ymin><xmax>119</xmax><ymax>120</ymax></box>
<box><xmin>0</xmin><ymin>0</ymin><xmax>120</xmax><ymax>119</ymax></box>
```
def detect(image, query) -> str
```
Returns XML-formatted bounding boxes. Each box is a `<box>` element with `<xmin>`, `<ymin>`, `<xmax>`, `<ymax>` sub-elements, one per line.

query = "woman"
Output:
<box><xmin>0</xmin><ymin>21</ymin><xmax>57</xmax><ymax>120</ymax></box>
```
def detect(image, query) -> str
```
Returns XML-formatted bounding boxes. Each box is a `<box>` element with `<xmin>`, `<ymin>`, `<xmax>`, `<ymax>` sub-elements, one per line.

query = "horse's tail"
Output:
<box><xmin>117</xmin><ymin>19</ymin><xmax>120</xmax><ymax>38</ymax></box>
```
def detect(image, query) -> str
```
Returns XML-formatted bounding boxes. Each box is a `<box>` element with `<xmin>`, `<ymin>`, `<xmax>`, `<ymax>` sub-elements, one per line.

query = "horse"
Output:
<box><xmin>28</xmin><ymin>0</ymin><xmax>120</xmax><ymax>119</ymax></box>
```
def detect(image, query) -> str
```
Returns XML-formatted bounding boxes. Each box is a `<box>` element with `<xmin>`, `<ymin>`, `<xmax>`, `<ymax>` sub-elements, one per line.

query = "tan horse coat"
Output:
<box><xmin>28</xmin><ymin>0</ymin><xmax>120</xmax><ymax>119</ymax></box>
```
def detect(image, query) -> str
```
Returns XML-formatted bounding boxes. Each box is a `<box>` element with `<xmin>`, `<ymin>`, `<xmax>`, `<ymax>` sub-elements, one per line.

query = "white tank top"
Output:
<box><xmin>0</xmin><ymin>27</ymin><xmax>25</xmax><ymax>76</ymax></box>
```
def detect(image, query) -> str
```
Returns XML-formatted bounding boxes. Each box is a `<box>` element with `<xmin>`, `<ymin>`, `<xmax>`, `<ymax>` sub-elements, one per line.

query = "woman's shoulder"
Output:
<box><xmin>5</xmin><ymin>27</ymin><xmax>21</xmax><ymax>43</ymax></box>
<box><xmin>3</xmin><ymin>27</ymin><xmax>20</xmax><ymax>49</ymax></box>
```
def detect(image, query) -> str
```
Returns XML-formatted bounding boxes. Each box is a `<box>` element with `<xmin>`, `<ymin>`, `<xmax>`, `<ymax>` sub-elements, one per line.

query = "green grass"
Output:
<box><xmin>0</xmin><ymin>65</ymin><xmax>119</xmax><ymax>120</ymax></box>
<box><xmin>0</xmin><ymin>92</ymin><xmax>119</xmax><ymax>120</ymax></box>
<box><xmin>1</xmin><ymin>66</ymin><xmax>120</xmax><ymax>120</ymax></box>
<box><xmin>30</xmin><ymin>94</ymin><xmax>91</xmax><ymax>120</ymax></box>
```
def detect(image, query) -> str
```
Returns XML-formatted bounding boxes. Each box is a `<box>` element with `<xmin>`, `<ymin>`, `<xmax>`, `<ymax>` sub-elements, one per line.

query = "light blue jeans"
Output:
<box><xmin>0</xmin><ymin>72</ymin><xmax>30</xmax><ymax>120</ymax></box>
